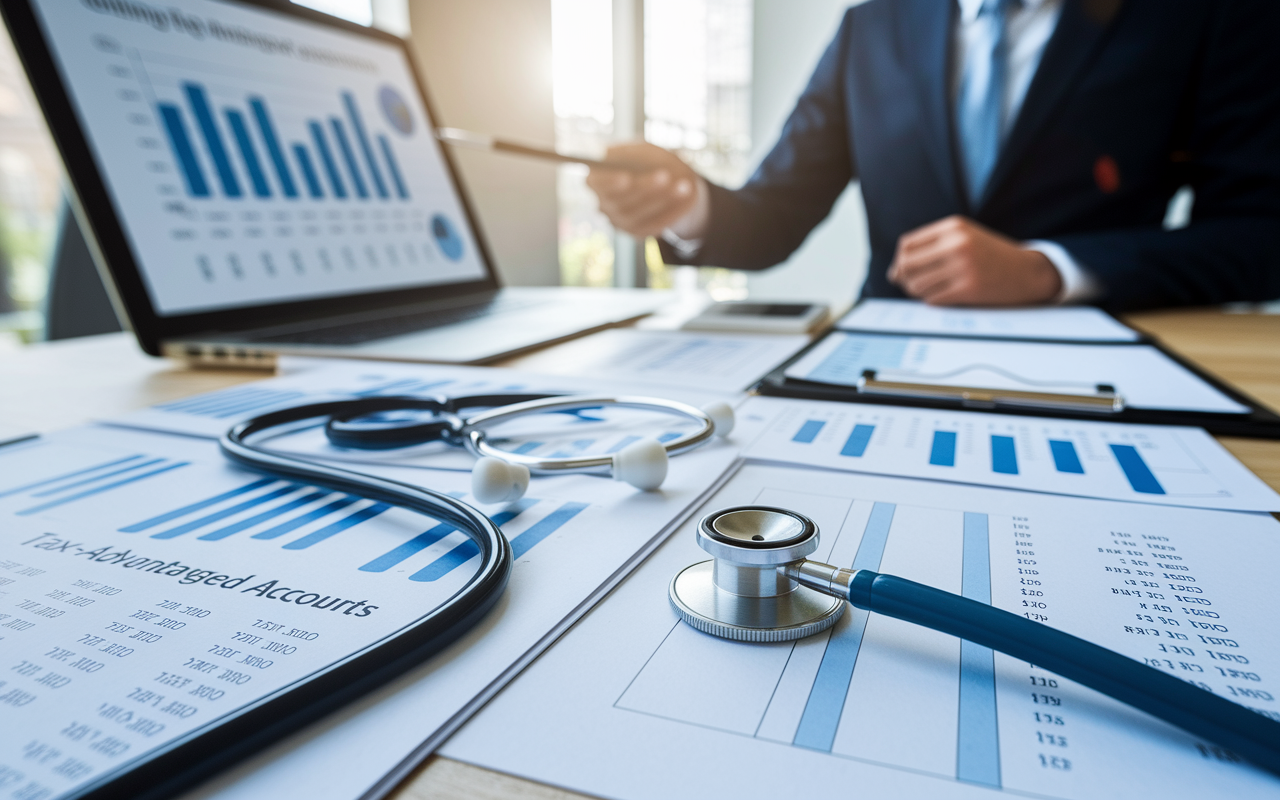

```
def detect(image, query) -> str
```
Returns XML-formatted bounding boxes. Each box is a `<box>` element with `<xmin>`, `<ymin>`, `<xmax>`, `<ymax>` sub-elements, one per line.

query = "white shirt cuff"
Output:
<box><xmin>660</xmin><ymin>178</ymin><xmax>710</xmax><ymax>258</ymax></box>
<box><xmin>1024</xmin><ymin>239</ymin><xmax>1100</xmax><ymax>304</ymax></box>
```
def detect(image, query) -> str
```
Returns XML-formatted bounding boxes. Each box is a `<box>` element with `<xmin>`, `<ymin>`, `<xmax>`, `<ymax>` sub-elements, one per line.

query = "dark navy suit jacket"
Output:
<box><xmin>660</xmin><ymin>0</ymin><xmax>1280</xmax><ymax>310</ymax></box>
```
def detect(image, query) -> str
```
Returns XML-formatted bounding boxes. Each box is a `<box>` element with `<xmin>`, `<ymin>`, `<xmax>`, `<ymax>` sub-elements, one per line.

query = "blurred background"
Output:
<box><xmin>0</xmin><ymin>0</ymin><xmax>868</xmax><ymax>348</ymax></box>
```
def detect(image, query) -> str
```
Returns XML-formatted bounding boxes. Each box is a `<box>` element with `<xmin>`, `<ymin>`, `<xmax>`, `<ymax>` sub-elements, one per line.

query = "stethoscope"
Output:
<box><xmin>671</xmin><ymin>506</ymin><xmax>1280</xmax><ymax>777</ymax></box>
<box><xmin>218</xmin><ymin>390</ymin><xmax>734</xmax><ymax>681</ymax></box>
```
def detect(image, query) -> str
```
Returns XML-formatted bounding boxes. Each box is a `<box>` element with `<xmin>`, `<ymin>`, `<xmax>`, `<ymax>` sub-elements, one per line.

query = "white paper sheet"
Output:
<box><xmin>444</xmin><ymin>463</ymin><xmax>1280</xmax><ymax>800</ymax></box>
<box><xmin>509</xmin><ymin>329</ymin><xmax>810</xmax><ymax>392</ymax></box>
<box><xmin>785</xmin><ymin>332</ymin><xmax>1250</xmax><ymax>414</ymax></box>
<box><xmin>0</xmin><ymin>425</ymin><xmax>739</xmax><ymax>800</ymax></box>
<box><xmin>837</xmin><ymin>298</ymin><xmax>1141</xmax><ymax>341</ymax></box>
<box><xmin>733</xmin><ymin>396</ymin><xmax>1280</xmax><ymax>511</ymax></box>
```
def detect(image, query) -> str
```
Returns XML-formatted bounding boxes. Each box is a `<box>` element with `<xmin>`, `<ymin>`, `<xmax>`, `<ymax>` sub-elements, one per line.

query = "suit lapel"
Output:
<box><xmin>979</xmin><ymin>0</ymin><xmax>1125</xmax><ymax>209</ymax></box>
<box><xmin>901</xmin><ymin>0</ymin><xmax>963</xmax><ymax>210</ymax></box>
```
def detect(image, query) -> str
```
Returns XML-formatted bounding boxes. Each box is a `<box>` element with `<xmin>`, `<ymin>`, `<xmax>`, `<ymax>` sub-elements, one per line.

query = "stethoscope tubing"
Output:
<box><xmin>847</xmin><ymin>569</ymin><xmax>1280</xmax><ymax>776</ymax></box>
<box><xmin>220</xmin><ymin>398</ymin><xmax>512</xmax><ymax>641</ymax></box>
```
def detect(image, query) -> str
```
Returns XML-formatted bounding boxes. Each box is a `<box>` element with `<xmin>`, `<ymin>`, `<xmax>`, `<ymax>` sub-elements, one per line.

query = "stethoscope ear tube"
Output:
<box><xmin>850</xmin><ymin>571</ymin><xmax>1280</xmax><ymax>776</ymax></box>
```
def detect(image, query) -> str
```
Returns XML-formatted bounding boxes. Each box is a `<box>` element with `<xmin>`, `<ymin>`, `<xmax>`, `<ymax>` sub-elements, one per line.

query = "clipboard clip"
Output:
<box><xmin>856</xmin><ymin>370</ymin><xmax>1126</xmax><ymax>414</ymax></box>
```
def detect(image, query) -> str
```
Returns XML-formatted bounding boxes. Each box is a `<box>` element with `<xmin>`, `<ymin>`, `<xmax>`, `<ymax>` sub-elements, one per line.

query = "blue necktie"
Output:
<box><xmin>958</xmin><ymin>0</ymin><xmax>1013</xmax><ymax>205</ymax></box>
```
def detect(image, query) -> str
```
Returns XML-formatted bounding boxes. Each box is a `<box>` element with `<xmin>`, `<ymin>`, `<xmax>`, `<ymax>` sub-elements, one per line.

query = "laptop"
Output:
<box><xmin>4</xmin><ymin>0</ymin><xmax>664</xmax><ymax>366</ymax></box>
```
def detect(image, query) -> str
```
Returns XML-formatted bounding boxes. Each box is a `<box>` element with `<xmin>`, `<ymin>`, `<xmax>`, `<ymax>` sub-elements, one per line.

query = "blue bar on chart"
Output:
<box><xmin>31</xmin><ymin>458</ymin><xmax>166</xmax><ymax>497</ymax></box>
<box><xmin>330</xmin><ymin>117</ymin><xmax>369</xmax><ymax>198</ymax></box>
<box><xmin>793</xmin><ymin>502</ymin><xmax>895</xmax><ymax>752</ymax></box>
<box><xmin>183</xmin><ymin>83</ymin><xmax>241</xmax><ymax>198</ymax></box>
<box><xmin>605</xmin><ymin>436</ymin><xmax>641</xmax><ymax>454</ymax></box>
<box><xmin>250</xmin><ymin>97</ymin><xmax>298</xmax><ymax>198</ymax></box>
<box><xmin>252</xmin><ymin>496</ymin><xmax>359</xmax><ymax>540</ymax></box>
<box><xmin>158</xmin><ymin>104</ymin><xmax>210</xmax><ymax>197</ymax></box>
<box><xmin>957</xmin><ymin>512</ymin><xmax>1001</xmax><ymax>787</ymax></box>
<box><xmin>1</xmin><ymin>453</ymin><xmax>147</xmax><ymax>500</ymax></box>
<box><xmin>990</xmin><ymin>435</ymin><xmax>1018</xmax><ymax>475</ymax></box>
<box><xmin>292</xmin><ymin>144</ymin><xmax>324</xmax><ymax>198</ymax></box>
<box><xmin>1109</xmin><ymin>444</ymin><xmax>1165</xmax><ymax>494</ymax></box>
<box><xmin>283</xmin><ymin>502</ymin><xmax>389</xmax><ymax>549</ymax></box>
<box><xmin>409</xmin><ymin>500</ymin><xmax>589</xmax><ymax>580</ymax></box>
<box><xmin>120</xmin><ymin>477</ymin><xmax>276</xmax><ymax>531</ymax></box>
<box><xmin>150</xmin><ymin>483</ymin><xmax>300</xmax><ymax>539</ymax></box>
<box><xmin>359</xmin><ymin>492</ymin><xmax>494</xmax><ymax>573</ymax></box>
<box><xmin>18</xmin><ymin>461</ymin><xmax>189</xmax><ymax>516</ymax></box>
<box><xmin>378</xmin><ymin>134</ymin><xmax>410</xmax><ymax>199</ymax></box>
<box><xmin>1049</xmin><ymin>440</ymin><xmax>1084</xmax><ymax>474</ymax></box>
<box><xmin>839</xmin><ymin>424</ymin><xmax>875</xmax><ymax>457</ymax></box>
<box><xmin>156</xmin><ymin>387</ymin><xmax>307</xmax><ymax>419</ymax></box>
<box><xmin>309</xmin><ymin>121</ymin><xmax>347</xmax><ymax>198</ymax></box>
<box><xmin>929</xmin><ymin>430</ymin><xmax>957</xmax><ymax>467</ymax></box>
<box><xmin>792</xmin><ymin>420</ymin><xmax>825</xmax><ymax>443</ymax></box>
<box><xmin>198</xmin><ymin>489</ymin><xmax>331</xmax><ymax>541</ymax></box>
<box><xmin>225</xmin><ymin>109</ymin><xmax>271</xmax><ymax>197</ymax></box>
<box><xmin>343</xmin><ymin>91</ymin><xmax>389</xmax><ymax>198</ymax></box>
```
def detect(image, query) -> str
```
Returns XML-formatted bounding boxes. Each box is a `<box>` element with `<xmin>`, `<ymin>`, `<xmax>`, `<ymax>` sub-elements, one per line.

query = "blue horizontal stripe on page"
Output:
<box><xmin>120</xmin><ymin>477</ymin><xmax>277</xmax><ymax>532</ymax></box>
<box><xmin>0</xmin><ymin>454</ymin><xmax>146</xmax><ymax>499</ymax></box>
<box><xmin>510</xmin><ymin>501</ymin><xmax>588</xmax><ymax>558</ymax></box>
<box><xmin>251</xmin><ymin>495</ymin><xmax>360</xmax><ymax>539</ymax></box>
<box><xmin>18</xmin><ymin>462</ymin><xmax>190</xmax><ymax>516</ymax></box>
<box><xmin>606</xmin><ymin>436</ymin><xmax>641</xmax><ymax>454</ymax></box>
<box><xmin>839</xmin><ymin>424</ymin><xmax>875</xmax><ymax>457</ymax></box>
<box><xmin>151</xmin><ymin>484</ymin><xmax>301</xmax><ymax>539</ymax></box>
<box><xmin>198</xmin><ymin>489</ymin><xmax>331</xmax><ymax>541</ymax></box>
<box><xmin>31</xmin><ymin>458</ymin><xmax>167</xmax><ymax>496</ymax></box>
<box><xmin>793</xmin><ymin>420</ymin><xmax>825</xmax><ymax>443</ymax></box>
<box><xmin>1049</xmin><ymin>440</ymin><xmax>1084</xmax><ymax>474</ymax></box>
<box><xmin>1110</xmin><ymin>444</ymin><xmax>1165</xmax><ymax>494</ymax></box>
<box><xmin>360</xmin><ymin>496</ymin><xmax>534</xmax><ymax>573</ymax></box>
<box><xmin>283</xmin><ymin>503</ymin><xmax>390</xmax><ymax>549</ymax></box>
<box><xmin>929</xmin><ymin>431</ymin><xmax>957</xmax><ymax>467</ymax></box>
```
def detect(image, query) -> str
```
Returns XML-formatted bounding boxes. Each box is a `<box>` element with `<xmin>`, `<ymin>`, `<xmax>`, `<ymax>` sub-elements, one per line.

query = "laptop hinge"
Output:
<box><xmin>163</xmin><ymin>341</ymin><xmax>278</xmax><ymax>371</ymax></box>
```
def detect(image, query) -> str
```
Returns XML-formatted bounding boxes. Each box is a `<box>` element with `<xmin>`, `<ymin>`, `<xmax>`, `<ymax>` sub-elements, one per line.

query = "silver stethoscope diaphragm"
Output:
<box><xmin>668</xmin><ymin>506</ymin><xmax>845</xmax><ymax>642</ymax></box>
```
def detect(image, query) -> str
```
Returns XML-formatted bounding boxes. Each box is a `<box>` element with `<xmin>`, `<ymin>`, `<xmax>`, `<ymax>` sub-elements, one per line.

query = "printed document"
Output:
<box><xmin>837</xmin><ymin>298</ymin><xmax>1141</xmax><ymax>341</ymax></box>
<box><xmin>444</xmin><ymin>463</ymin><xmax>1280</xmax><ymax>800</ymax></box>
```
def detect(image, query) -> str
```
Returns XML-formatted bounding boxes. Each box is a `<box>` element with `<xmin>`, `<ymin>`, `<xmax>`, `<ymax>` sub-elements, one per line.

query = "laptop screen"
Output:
<box><xmin>28</xmin><ymin>0</ymin><xmax>488</xmax><ymax>316</ymax></box>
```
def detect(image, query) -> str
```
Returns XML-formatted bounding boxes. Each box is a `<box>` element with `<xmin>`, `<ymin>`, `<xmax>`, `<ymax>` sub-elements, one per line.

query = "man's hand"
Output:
<box><xmin>887</xmin><ymin>216</ymin><xmax>1063</xmax><ymax>306</ymax></box>
<box><xmin>585</xmin><ymin>142</ymin><xmax>701</xmax><ymax>239</ymax></box>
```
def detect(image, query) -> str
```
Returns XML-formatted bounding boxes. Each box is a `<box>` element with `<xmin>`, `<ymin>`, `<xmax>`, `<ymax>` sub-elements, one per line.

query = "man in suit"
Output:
<box><xmin>586</xmin><ymin>0</ymin><xmax>1280</xmax><ymax>310</ymax></box>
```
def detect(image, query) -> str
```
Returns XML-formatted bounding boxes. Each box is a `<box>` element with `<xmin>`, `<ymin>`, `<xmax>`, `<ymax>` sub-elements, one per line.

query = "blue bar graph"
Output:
<box><xmin>226</xmin><ymin>109</ymin><xmax>271</xmax><ymax>197</ymax></box>
<box><xmin>1</xmin><ymin>454</ymin><xmax>147</xmax><ymax>499</ymax></box>
<box><xmin>283</xmin><ymin>502</ymin><xmax>389</xmax><ymax>549</ymax></box>
<box><xmin>378</xmin><ymin>134</ymin><xmax>410</xmax><ymax>199</ymax></box>
<box><xmin>292</xmin><ymin>144</ymin><xmax>324</xmax><ymax>198</ymax></box>
<box><xmin>929</xmin><ymin>431</ymin><xmax>957</xmax><ymax>467</ymax></box>
<box><xmin>1110</xmin><ymin>444</ymin><xmax>1165</xmax><ymax>494</ymax></box>
<box><xmin>121</xmin><ymin>477</ymin><xmax>276</xmax><ymax>531</ymax></box>
<box><xmin>309</xmin><ymin>121</ymin><xmax>347</xmax><ymax>198</ymax></box>
<box><xmin>198</xmin><ymin>489</ymin><xmax>330</xmax><ymax>541</ymax></box>
<box><xmin>793</xmin><ymin>502</ymin><xmax>895</xmax><ymax>752</ymax></box>
<box><xmin>330</xmin><ymin>118</ymin><xmax>369</xmax><ymax>198</ymax></box>
<box><xmin>251</xmin><ymin>495</ymin><xmax>359</xmax><ymax>540</ymax></box>
<box><xmin>17</xmin><ymin>462</ymin><xmax>189</xmax><ymax>516</ymax></box>
<box><xmin>990</xmin><ymin>435</ymin><xmax>1018</xmax><ymax>475</ymax></box>
<box><xmin>360</xmin><ymin>495</ymin><xmax>525</xmax><ymax>573</ymax></box>
<box><xmin>158</xmin><ymin>104</ymin><xmax>209</xmax><ymax>197</ymax></box>
<box><xmin>1049</xmin><ymin>440</ymin><xmax>1084</xmax><ymax>474</ymax></box>
<box><xmin>183</xmin><ymin>83</ymin><xmax>241</xmax><ymax>197</ymax></box>
<box><xmin>156</xmin><ymin>387</ymin><xmax>307</xmax><ymax>419</ymax></box>
<box><xmin>343</xmin><ymin>91</ymin><xmax>388</xmax><ymax>198</ymax></box>
<box><xmin>958</xmin><ymin>512</ymin><xmax>1001</xmax><ymax>787</ymax></box>
<box><xmin>605</xmin><ymin>436</ymin><xmax>641</xmax><ymax>454</ymax></box>
<box><xmin>31</xmin><ymin>458</ymin><xmax>166</xmax><ymax>496</ymax></box>
<box><xmin>150</xmin><ymin>483</ymin><xmax>300</xmax><ymax>539</ymax></box>
<box><xmin>512</xmin><ymin>441</ymin><xmax>544</xmax><ymax>455</ymax></box>
<box><xmin>409</xmin><ymin>500</ymin><xmax>589</xmax><ymax>582</ymax></box>
<box><xmin>250</xmin><ymin>97</ymin><xmax>298</xmax><ymax>198</ymax></box>
<box><xmin>839</xmin><ymin>424</ymin><xmax>875</xmax><ymax>457</ymax></box>
<box><xmin>793</xmin><ymin>420</ymin><xmax>825</xmax><ymax>443</ymax></box>
<box><xmin>657</xmin><ymin>432</ymin><xmax>682</xmax><ymax>443</ymax></box>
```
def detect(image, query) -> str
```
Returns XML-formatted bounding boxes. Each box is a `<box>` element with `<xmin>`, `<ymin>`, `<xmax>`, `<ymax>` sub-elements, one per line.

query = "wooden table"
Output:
<box><xmin>1</xmin><ymin>307</ymin><xmax>1276</xmax><ymax>800</ymax></box>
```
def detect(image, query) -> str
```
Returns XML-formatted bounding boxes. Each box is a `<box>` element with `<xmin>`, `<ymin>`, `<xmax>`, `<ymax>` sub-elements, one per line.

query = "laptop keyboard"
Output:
<box><xmin>259</xmin><ymin>297</ymin><xmax>544</xmax><ymax>345</ymax></box>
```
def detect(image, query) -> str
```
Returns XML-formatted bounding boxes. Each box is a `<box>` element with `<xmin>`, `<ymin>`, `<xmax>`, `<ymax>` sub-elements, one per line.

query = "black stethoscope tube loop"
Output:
<box><xmin>220</xmin><ymin>398</ymin><xmax>512</xmax><ymax>644</ymax></box>
<box><xmin>848</xmin><ymin>570</ymin><xmax>1280</xmax><ymax>777</ymax></box>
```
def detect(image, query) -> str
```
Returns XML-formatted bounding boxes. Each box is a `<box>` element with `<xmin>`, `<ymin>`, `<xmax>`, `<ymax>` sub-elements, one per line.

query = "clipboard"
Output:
<box><xmin>754</xmin><ymin>328</ymin><xmax>1280</xmax><ymax>440</ymax></box>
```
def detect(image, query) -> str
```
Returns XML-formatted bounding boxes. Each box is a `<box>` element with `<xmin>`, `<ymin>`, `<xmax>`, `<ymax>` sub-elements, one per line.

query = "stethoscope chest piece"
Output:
<box><xmin>669</xmin><ymin>506</ymin><xmax>844</xmax><ymax>642</ymax></box>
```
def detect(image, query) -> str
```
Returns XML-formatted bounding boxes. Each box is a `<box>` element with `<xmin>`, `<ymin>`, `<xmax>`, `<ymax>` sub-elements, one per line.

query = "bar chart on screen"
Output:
<box><xmin>736</xmin><ymin>396</ymin><xmax>1280</xmax><ymax>511</ymax></box>
<box><xmin>442</xmin><ymin>464</ymin><xmax>1280</xmax><ymax>800</ymax></box>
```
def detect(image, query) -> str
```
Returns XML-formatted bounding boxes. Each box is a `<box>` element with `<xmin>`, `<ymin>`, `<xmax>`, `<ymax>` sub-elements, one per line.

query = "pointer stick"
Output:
<box><xmin>436</xmin><ymin>128</ymin><xmax>648</xmax><ymax>171</ymax></box>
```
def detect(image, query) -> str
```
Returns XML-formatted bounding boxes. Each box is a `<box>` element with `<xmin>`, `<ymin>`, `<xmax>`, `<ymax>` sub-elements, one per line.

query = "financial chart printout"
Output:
<box><xmin>444</xmin><ymin>464</ymin><xmax>1280</xmax><ymax>800</ymax></box>
<box><xmin>31</xmin><ymin>0</ymin><xmax>486</xmax><ymax>315</ymax></box>
<box><xmin>836</xmin><ymin>299</ymin><xmax>1141</xmax><ymax>342</ymax></box>
<box><xmin>735</xmin><ymin>396</ymin><xmax>1280</xmax><ymax>511</ymax></box>
<box><xmin>0</xmin><ymin>425</ymin><xmax>739</xmax><ymax>799</ymax></box>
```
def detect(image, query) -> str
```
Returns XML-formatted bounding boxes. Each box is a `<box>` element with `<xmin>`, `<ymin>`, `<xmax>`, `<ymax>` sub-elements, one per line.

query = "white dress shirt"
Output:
<box><xmin>664</xmin><ymin>0</ymin><xmax>1099</xmax><ymax>303</ymax></box>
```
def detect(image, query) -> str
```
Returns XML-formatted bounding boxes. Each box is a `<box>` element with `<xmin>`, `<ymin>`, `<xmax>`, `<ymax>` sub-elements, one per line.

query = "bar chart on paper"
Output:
<box><xmin>736</xmin><ymin>396</ymin><xmax>1280</xmax><ymax>511</ymax></box>
<box><xmin>442</xmin><ymin>464</ymin><xmax>1280</xmax><ymax>800</ymax></box>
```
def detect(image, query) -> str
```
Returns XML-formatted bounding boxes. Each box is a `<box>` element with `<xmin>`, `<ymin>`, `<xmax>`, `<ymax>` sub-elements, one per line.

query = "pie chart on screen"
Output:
<box><xmin>432</xmin><ymin>213</ymin><xmax>464</xmax><ymax>261</ymax></box>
